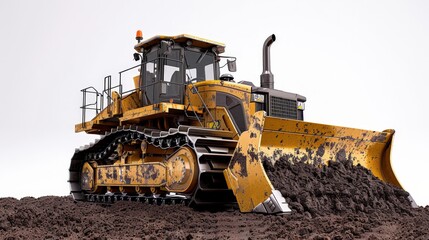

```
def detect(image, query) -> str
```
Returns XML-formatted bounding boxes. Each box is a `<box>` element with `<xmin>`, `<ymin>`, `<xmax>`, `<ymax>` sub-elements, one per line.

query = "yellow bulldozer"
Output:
<box><xmin>70</xmin><ymin>31</ymin><xmax>407</xmax><ymax>214</ymax></box>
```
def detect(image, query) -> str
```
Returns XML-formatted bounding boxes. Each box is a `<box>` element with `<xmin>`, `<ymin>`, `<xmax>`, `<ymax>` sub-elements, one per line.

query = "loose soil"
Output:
<box><xmin>1</xmin><ymin>160</ymin><xmax>429</xmax><ymax>239</ymax></box>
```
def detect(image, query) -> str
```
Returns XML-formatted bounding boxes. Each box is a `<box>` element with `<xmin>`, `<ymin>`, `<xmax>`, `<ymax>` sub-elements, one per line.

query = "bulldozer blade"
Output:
<box><xmin>223</xmin><ymin>111</ymin><xmax>400</xmax><ymax>213</ymax></box>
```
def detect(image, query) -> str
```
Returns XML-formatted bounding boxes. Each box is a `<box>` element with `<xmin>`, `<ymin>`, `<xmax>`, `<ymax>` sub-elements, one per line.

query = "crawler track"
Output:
<box><xmin>69</xmin><ymin>125</ymin><xmax>238</xmax><ymax>207</ymax></box>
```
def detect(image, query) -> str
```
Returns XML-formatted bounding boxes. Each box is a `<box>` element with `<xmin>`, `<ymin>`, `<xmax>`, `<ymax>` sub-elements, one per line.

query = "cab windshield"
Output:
<box><xmin>184</xmin><ymin>49</ymin><xmax>215</xmax><ymax>82</ymax></box>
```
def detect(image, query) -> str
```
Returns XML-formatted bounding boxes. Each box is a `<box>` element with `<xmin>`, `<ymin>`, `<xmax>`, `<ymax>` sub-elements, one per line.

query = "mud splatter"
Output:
<box><xmin>335</xmin><ymin>148</ymin><xmax>347</xmax><ymax>161</ymax></box>
<box><xmin>247</xmin><ymin>146</ymin><xmax>259</xmax><ymax>163</ymax></box>
<box><xmin>124</xmin><ymin>175</ymin><xmax>131</xmax><ymax>184</ymax></box>
<box><xmin>371</xmin><ymin>133</ymin><xmax>387</xmax><ymax>142</ymax></box>
<box><xmin>316</xmin><ymin>145</ymin><xmax>325</xmax><ymax>157</ymax></box>
<box><xmin>230</xmin><ymin>150</ymin><xmax>248</xmax><ymax>177</ymax></box>
<box><xmin>112</xmin><ymin>169</ymin><xmax>118</xmax><ymax>179</ymax></box>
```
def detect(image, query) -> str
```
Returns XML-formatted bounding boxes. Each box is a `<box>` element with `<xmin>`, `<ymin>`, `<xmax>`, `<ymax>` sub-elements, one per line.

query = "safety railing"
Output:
<box><xmin>119</xmin><ymin>64</ymin><xmax>141</xmax><ymax>96</ymax></box>
<box><xmin>79</xmin><ymin>63</ymin><xmax>142</xmax><ymax>126</ymax></box>
<box><xmin>79</xmin><ymin>57</ymin><xmax>217</xmax><ymax>128</ymax></box>
<box><xmin>185</xmin><ymin>78</ymin><xmax>216</xmax><ymax>128</ymax></box>
<box><xmin>80</xmin><ymin>87</ymin><xmax>102</xmax><ymax>128</ymax></box>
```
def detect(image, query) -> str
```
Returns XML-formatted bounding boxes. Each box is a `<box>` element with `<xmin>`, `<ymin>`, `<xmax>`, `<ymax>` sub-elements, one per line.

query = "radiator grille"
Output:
<box><xmin>270</xmin><ymin>97</ymin><xmax>297</xmax><ymax>119</ymax></box>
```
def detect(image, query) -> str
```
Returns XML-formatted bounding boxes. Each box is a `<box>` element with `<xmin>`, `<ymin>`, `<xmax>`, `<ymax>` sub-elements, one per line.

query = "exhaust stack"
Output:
<box><xmin>260</xmin><ymin>34</ymin><xmax>276</xmax><ymax>89</ymax></box>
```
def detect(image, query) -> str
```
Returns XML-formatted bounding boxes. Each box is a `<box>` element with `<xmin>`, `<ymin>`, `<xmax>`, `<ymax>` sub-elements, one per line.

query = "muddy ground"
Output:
<box><xmin>1</xmin><ymin>159</ymin><xmax>429</xmax><ymax>239</ymax></box>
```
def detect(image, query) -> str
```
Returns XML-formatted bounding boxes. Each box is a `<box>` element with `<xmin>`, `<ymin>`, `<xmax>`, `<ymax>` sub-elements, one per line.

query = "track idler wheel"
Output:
<box><xmin>165</xmin><ymin>146</ymin><xmax>198</xmax><ymax>194</ymax></box>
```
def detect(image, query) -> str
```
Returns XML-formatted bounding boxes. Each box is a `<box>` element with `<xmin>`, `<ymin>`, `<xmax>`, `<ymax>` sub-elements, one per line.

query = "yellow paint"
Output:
<box><xmin>96</xmin><ymin>162</ymin><xmax>167</xmax><ymax>187</ymax></box>
<box><xmin>81</xmin><ymin>162</ymin><xmax>95</xmax><ymax>191</ymax></box>
<box><xmin>120</xmin><ymin>102</ymin><xmax>202</xmax><ymax>123</ymax></box>
<box><xmin>223</xmin><ymin>112</ymin><xmax>273</xmax><ymax>211</ymax></box>
<box><xmin>165</xmin><ymin>147</ymin><xmax>198</xmax><ymax>193</ymax></box>
<box><xmin>185</xmin><ymin>80</ymin><xmax>252</xmax><ymax>130</ymax></box>
<box><xmin>212</xmin><ymin>107</ymin><xmax>239</xmax><ymax>139</ymax></box>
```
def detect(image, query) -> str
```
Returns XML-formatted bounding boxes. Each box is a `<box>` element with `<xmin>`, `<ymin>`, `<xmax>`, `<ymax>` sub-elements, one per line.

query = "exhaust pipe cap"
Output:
<box><xmin>260</xmin><ymin>34</ymin><xmax>276</xmax><ymax>89</ymax></box>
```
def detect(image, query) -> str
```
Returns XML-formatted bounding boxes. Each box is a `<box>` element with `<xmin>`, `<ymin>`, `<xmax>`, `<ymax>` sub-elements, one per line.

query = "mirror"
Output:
<box><xmin>133</xmin><ymin>53</ymin><xmax>141</xmax><ymax>61</ymax></box>
<box><xmin>227</xmin><ymin>59</ymin><xmax>237</xmax><ymax>72</ymax></box>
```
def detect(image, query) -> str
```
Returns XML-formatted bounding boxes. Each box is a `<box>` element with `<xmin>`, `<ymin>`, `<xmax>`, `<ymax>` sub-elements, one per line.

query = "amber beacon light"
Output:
<box><xmin>136</xmin><ymin>30</ymin><xmax>143</xmax><ymax>43</ymax></box>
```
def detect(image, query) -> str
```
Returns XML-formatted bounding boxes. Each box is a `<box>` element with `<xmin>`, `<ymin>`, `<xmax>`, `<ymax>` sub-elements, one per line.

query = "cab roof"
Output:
<box><xmin>134</xmin><ymin>34</ymin><xmax>225</xmax><ymax>53</ymax></box>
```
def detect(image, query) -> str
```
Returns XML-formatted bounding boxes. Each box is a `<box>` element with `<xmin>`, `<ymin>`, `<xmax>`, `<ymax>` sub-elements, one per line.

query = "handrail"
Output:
<box><xmin>103</xmin><ymin>76</ymin><xmax>112</xmax><ymax>108</ymax></box>
<box><xmin>79</xmin><ymin>56</ymin><xmax>218</xmax><ymax>129</ymax></box>
<box><xmin>186</xmin><ymin>80</ymin><xmax>217</xmax><ymax>129</ymax></box>
<box><xmin>119</xmin><ymin>64</ymin><xmax>141</xmax><ymax>97</ymax></box>
<box><xmin>80</xmin><ymin>86</ymin><xmax>101</xmax><ymax>128</ymax></box>
<box><xmin>184</xmin><ymin>90</ymin><xmax>203</xmax><ymax>127</ymax></box>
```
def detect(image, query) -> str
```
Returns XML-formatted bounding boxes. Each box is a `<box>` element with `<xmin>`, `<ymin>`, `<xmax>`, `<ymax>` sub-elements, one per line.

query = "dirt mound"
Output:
<box><xmin>1</xmin><ymin>160</ymin><xmax>428</xmax><ymax>239</ymax></box>
<box><xmin>264</xmin><ymin>157</ymin><xmax>413</xmax><ymax>217</ymax></box>
<box><xmin>0</xmin><ymin>197</ymin><xmax>428</xmax><ymax>239</ymax></box>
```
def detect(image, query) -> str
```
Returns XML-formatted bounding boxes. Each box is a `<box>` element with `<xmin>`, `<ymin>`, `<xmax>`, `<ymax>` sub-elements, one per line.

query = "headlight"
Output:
<box><xmin>251</xmin><ymin>93</ymin><xmax>265</xmax><ymax>103</ymax></box>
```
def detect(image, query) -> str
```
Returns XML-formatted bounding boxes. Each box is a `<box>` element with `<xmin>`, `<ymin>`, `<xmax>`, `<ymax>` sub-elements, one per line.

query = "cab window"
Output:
<box><xmin>184</xmin><ymin>50</ymin><xmax>215</xmax><ymax>81</ymax></box>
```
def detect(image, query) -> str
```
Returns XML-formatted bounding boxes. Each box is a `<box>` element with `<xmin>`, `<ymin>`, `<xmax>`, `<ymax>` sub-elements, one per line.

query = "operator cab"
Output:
<box><xmin>134</xmin><ymin>34</ymin><xmax>226</xmax><ymax>105</ymax></box>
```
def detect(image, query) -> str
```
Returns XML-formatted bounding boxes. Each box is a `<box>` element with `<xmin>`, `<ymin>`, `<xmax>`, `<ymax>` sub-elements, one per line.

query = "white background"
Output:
<box><xmin>1</xmin><ymin>0</ymin><xmax>428</xmax><ymax>206</ymax></box>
